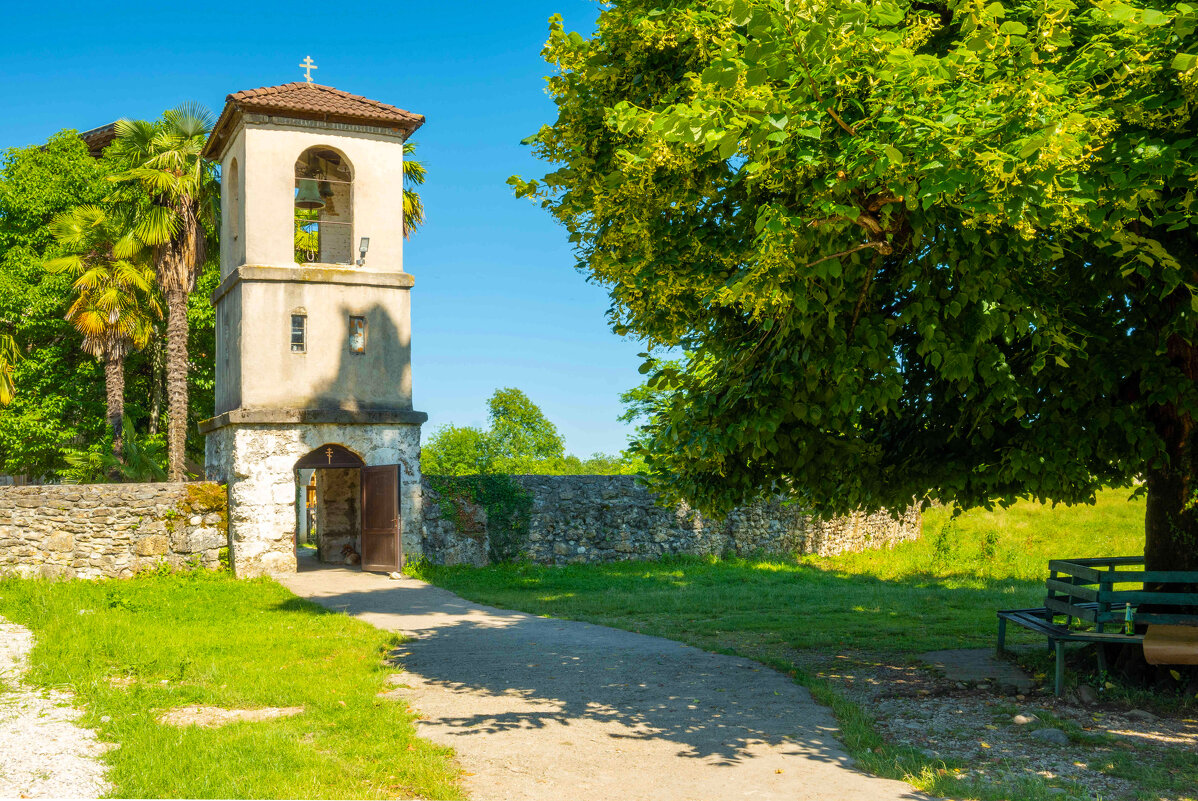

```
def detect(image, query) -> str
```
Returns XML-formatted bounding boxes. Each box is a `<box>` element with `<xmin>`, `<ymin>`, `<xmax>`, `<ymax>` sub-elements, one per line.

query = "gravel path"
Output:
<box><xmin>0</xmin><ymin>616</ymin><xmax>111</xmax><ymax>799</ymax></box>
<box><xmin>798</xmin><ymin>649</ymin><xmax>1197</xmax><ymax>800</ymax></box>
<box><xmin>281</xmin><ymin>561</ymin><xmax>928</xmax><ymax>801</ymax></box>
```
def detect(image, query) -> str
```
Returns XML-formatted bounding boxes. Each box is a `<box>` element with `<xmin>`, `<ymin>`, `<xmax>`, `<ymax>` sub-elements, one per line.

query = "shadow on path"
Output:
<box><xmin>280</xmin><ymin>558</ymin><xmax>931</xmax><ymax>801</ymax></box>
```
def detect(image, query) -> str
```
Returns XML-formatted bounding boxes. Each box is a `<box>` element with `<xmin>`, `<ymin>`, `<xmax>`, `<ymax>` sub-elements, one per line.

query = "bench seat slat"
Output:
<box><xmin>998</xmin><ymin>608</ymin><xmax>1144</xmax><ymax>643</ymax></box>
<box><xmin>1044</xmin><ymin>598</ymin><xmax>1124</xmax><ymax>623</ymax></box>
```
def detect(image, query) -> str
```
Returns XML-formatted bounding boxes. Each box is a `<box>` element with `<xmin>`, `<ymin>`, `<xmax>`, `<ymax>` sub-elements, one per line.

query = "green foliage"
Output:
<box><xmin>425</xmin><ymin>474</ymin><xmax>534</xmax><ymax>562</ymax></box>
<box><xmin>0</xmin><ymin>570</ymin><xmax>463</xmax><ymax>799</ymax></box>
<box><xmin>0</xmin><ymin>127</ymin><xmax>219</xmax><ymax>478</ymax></box>
<box><xmin>45</xmin><ymin>204</ymin><xmax>161</xmax><ymax>361</ymax></box>
<box><xmin>486</xmin><ymin>387</ymin><xmax>566</xmax><ymax>471</ymax></box>
<box><xmin>61</xmin><ymin>418</ymin><xmax>166</xmax><ymax>483</ymax></box>
<box><xmin>403</xmin><ymin>140</ymin><xmax>426</xmax><ymax>239</ymax></box>
<box><xmin>515</xmin><ymin>1</ymin><xmax>1198</xmax><ymax>559</ymax></box>
<box><xmin>421</xmin><ymin>387</ymin><xmax>638</xmax><ymax>476</ymax></box>
<box><xmin>0</xmin><ymin>132</ymin><xmax>120</xmax><ymax>476</ymax></box>
<box><xmin>422</xmin><ymin>424</ymin><xmax>495</xmax><ymax>476</ymax></box>
<box><xmin>109</xmin><ymin>103</ymin><xmax>220</xmax><ymax>480</ymax></box>
<box><xmin>0</xmin><ymin>334</ymin><xmax>19</xmax><ymax>405</ymax></box>
<box><xmin>617</xmin><ymin>359</ymin><xmax>682</xmax><ymax>427</ymax></box>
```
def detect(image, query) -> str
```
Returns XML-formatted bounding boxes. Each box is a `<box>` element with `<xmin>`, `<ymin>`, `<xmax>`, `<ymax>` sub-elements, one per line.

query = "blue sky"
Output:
<box><xmin>0</xmin><ymin>0</ymin><xmax>648</xmax><ymax>457</ymax></box>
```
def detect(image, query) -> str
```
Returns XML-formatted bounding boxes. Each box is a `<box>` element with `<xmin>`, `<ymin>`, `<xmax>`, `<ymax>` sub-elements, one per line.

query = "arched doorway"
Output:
<box><xmin>293</xmin><ymin>444</ymin><xmax>402</xmax><ymax>573</ymax></box>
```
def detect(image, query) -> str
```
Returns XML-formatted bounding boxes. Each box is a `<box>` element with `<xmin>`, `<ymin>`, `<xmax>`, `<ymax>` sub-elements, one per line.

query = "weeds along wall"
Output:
<box><xmin>0</xmin><ymin>482</ymin><xmax>228</xmax><ymax>579</ymax></box>
<box><xmin>421</xmin><ymin>475</ymin><xmax>921</xmax><ymax>566</ymax></box>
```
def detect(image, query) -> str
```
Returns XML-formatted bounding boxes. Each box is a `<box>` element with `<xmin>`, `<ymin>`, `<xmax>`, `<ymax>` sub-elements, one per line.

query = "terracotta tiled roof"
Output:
<box><xmin>229</xmin><ymin>83</ymin><xmax>424</xmax><ymax>128</ymax></box>
<box><xmin>78</xmin><ymin>122</ymin><xmax>117</xmax><ymax>158</ymax></box>
<box><xmin>204</xmin><ymin>82</ymin><xmax>424</xmax><ymax>157</ymax></box>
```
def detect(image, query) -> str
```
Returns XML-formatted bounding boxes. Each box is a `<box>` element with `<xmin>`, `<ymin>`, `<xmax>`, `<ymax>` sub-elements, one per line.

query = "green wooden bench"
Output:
<box><xmin>997</xmin><ymin>556</ymin><xmax>1198</xmax><ymax>696</ymax></box>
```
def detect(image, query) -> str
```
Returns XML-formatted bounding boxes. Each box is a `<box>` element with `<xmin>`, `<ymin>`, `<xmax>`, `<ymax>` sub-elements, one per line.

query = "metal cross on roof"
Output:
<box><xmin>299</xmin><ymin>56</ymin><xmax>318</xmax><ymax>83</ymax></box>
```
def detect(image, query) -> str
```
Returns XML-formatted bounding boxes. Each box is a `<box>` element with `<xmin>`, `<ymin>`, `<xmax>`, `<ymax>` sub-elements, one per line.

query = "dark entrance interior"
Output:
<box><xmin>294</xmin><ymin>445</ymin><xmax>401</xmax><ymax>573</ymax></box>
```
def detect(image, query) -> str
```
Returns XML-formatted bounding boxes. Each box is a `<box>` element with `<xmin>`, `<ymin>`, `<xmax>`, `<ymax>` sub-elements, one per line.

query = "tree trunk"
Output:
<box><xmin>1144</xmin><ymin>334</ymin><xmax>1198</xmax><ymax>575</ymax></box>
<box><xmin>165</xmin><ymin>288</ymin><xmax>190</xmax><ymax>482</ymax></box>
<box><xmin>104</xmin><ymin>353</ymin><xmax>125</xmax><ymax>459</ymax></box>
<box><xmin>149</xmin><ymin>336</ymin><xmax>164</xmax><ymax>436</ymax></box>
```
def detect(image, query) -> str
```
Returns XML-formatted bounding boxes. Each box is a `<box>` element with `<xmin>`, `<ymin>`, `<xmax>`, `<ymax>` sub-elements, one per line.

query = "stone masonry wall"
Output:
<box><xmin>422</xmin><ymin>475</ymin><xmax>920</xmax><ymax>567</ymax></box>
<box><xmin>0</xmin><ymin>482</ymin><xmax>228</xmax><ymax>580</ymax></box>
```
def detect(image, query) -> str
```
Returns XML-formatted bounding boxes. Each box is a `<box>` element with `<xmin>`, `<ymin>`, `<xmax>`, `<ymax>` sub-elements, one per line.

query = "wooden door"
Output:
<box><xmin>360</xmin><ymin>465</ymin><xmax>400</xmax><ymax>572</ymax></box>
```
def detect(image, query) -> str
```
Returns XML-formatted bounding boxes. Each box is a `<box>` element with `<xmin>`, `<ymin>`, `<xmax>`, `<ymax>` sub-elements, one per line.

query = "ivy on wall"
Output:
<box><xmin>425</xmin><ymin>474</ymin><xmax>532</xmax><ymax>563</ymax></box>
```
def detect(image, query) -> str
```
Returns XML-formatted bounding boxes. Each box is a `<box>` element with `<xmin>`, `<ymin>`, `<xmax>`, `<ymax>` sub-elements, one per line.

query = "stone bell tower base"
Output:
<box><xmin>202</xmin><ymin>413</ymin><xmax>425</xmax><ymax>578</ymax></box>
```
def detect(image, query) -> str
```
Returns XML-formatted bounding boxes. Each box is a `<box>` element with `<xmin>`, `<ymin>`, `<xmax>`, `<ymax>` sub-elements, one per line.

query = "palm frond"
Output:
<box><xmin>403</xmin><ymin>188</ymin><xmax>425</xmax><ymax>239</ymax></box>
<box><xmin>133</xmin><ymin>204</ymin><xmax>182</xmax><ymax>247</ymax></box>
<box><xmin>403</xmin><ymin>142</ymin><xmax>427</xmax><ymax>186</ymax></box>
<box><xmin>163</xmin><ymin>102</ymin><xmax>215</xmax><ymax>140</ymax></box>
<box><xmin>0</xmin><ymin>334</ymin><xmax>20</xmax><ymax>405</ymax></box>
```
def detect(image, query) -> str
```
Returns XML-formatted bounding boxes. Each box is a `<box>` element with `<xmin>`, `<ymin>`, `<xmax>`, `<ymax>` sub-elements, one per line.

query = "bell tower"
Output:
<box><xmin>200</xmin><ymin>81</ymin><xmax>428</xmax><ymax>578</ymax></box>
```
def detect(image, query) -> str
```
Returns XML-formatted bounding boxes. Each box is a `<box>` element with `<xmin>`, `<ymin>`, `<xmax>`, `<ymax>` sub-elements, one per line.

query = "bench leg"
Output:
<box><xmin>1054</xmin><ymin>640</ymin><xmax>1065</xmax><ymax>697</ymax></box>
<box><xmin>1097</xmin><ymin>643</ymin><xmax>1108</xmax><ymax>676</ymax></box>
<box><xmin>997</xmin><ymin>618</ymin><xmax>1007</xmax><ymax>655</ymax></box>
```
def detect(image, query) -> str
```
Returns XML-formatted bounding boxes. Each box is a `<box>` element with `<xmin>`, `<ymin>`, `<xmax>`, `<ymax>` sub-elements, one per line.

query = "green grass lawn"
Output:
<box><xmin>412</xmin><ymin>487</ymin><xmax>1198</xmax><ymax>801</ymax></box>
<box><xmin>0</xmin><ymin>569</ymin><xmax>461</xmax><ymax>800</ymax></box>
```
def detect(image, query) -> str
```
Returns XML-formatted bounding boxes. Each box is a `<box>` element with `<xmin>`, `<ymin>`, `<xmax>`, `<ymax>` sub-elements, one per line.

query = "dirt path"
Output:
<box><xmin>280</xmin><ymin>562</ymin><xmax>928</xmax><ymax>801</ymax></box>
<box><xmin>0</xmin><ymin>616</ymin><xmax>110</xmax><ymax>799</ymax></box>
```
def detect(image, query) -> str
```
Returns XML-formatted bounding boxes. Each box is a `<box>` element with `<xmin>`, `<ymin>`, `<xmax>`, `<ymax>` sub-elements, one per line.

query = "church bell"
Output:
<box><xmin>295</xmin><ymin>179</ymin><xmax>325</xmax><ymax>210</ymax></box>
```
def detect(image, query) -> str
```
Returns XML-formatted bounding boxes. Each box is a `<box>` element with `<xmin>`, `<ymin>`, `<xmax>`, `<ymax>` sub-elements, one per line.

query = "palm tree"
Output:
<box><xmin>109</xmin><ymin>103</ymin><xmax>217</xmax><ymax>480</ymax></box>
<box><xmin>403</xmin><ymin>140</ymin><xmax>426</xmax><ymax>239</ymax></box>
<box><xmin>46</xmin><ymin>205</ymin><xmax>161</xmax><ymax>458</ymax></box>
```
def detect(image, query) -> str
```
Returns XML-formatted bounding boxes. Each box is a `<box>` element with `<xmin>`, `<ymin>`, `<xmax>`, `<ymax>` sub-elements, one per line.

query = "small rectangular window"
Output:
<box><xmin>349</xmin><ymin>315</ymin><xmax>366</xmax><ymax>354</ymax></box>
<box><xmin>291</xmin><ymin>314</ymin><xmax>306</xmax><ymax>353</ymax></box>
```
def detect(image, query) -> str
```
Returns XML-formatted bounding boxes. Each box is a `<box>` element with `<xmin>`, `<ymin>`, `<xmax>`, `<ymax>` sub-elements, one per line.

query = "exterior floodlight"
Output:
<box><xmin>357</xmin><ymin>237</ymin><xmax>370</xmax><ymax>266</ymax></box>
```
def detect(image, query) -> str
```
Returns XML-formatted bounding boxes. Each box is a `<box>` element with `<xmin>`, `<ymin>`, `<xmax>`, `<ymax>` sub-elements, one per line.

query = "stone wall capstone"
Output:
<box><xmin>0</xmin><ymin>482</ymin><xmax>228</xmax><ymax>580</ymax></box>
<box><xmin>421</xmin><ymin>475</ymin><xmax>920</xmax><ymax>566</ymax></box>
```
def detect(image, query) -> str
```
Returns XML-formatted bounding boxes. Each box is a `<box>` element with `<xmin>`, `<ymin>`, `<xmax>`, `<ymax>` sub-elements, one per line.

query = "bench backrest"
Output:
<box><xmin>1046</xmin><ymin>557</ymin><xmax>1198</xmax><ymax>626</ymax></box>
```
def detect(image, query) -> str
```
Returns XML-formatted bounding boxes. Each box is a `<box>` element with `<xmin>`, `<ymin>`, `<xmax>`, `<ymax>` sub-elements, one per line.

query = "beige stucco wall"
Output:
<box><xmin>231</xmin><ymin>119</ymin><xmax>408</xmax><ymax>275</ymax></box>
<box><xmin>218</xmin><ymin>126</ymin><xmax>247</xmax><ymax>272</ymax></box>
<box><xmin>208</xmin><ymin>112</ymin><xmax>417</xmax><ymax>417</ymax></box>
<box><xmin>212</xmin><ymin>267</ymin><xmax>413</xmax><ymax>415</ymax></box>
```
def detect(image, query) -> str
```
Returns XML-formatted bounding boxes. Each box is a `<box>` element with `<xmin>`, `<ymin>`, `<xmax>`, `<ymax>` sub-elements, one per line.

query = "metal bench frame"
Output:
<box><xmin>997</xmin><ymin>605</ymin><xmax>1142</xmax><ymax>696</ymax></box>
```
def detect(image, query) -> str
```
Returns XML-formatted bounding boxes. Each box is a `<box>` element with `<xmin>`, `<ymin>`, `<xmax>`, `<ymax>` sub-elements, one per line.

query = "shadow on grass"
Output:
<box><xmin>271</xmin><ymin>596</ymin><xmax>342</xmax><ymax>616</ymax></box>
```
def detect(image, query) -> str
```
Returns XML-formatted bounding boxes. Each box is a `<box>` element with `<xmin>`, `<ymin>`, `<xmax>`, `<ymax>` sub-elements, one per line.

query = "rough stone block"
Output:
<box><xmin>39</xmin><ymin>564</ymin><xmax>75</xmax><ymax>580</ymax></box>
<box><xmin>46</xmin><ymin>533</ymin><xmax>75</xmax><ymax>552</ymax></box>
<box><xmin>134</xmin><ymin>534</ymin><xmax>169</xmax><ymax>557</ymax></box>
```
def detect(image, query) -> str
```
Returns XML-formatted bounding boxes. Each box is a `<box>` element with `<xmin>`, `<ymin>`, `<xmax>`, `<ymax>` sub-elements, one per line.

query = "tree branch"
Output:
<box><xmin>849</xmin><ymin>261</ymin><xmax>880</xmax><ymax>336</ymax></box>
<box><xmin>805</xmin><ymin>240</ymin><xmax>892</xmax><ymax>271</ymax></box>
<box><xmin>827</xmin><ymin>108</ymin><xmax>858</xmax><ymax>137</ymax></box>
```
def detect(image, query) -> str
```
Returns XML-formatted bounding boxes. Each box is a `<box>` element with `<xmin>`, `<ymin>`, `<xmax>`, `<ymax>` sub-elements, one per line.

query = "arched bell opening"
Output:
<box><xmin>294</xmin><ymin>146</ymin><xmax>354</xmax><ymax>265</ymax></box>
<box><xmin>294</xmin><ymin>444</ymin><xmax>366</xmax><ymax>567</ymax></box>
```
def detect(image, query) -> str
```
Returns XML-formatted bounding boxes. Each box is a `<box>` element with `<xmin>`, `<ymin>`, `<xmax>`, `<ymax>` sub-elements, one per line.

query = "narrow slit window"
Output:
<box><xmin>349</xmin><ymin>316</ymin><xmax>366</xmax><ymax>354</ymax></box>
<box><xmin>291</xmin><ymin>314</ymin><xmax>306</xmax><ymax>353</ymax></box>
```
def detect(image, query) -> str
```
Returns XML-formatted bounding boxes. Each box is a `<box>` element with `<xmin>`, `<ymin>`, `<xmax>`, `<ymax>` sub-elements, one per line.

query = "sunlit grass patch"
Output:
<box><xmin>0</xmin><ymin>570</ymin><xmax>462</xmax><ymax>800</ymax></box>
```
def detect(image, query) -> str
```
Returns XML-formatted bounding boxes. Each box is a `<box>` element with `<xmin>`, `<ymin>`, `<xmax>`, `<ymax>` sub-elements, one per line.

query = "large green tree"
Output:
<box><xmin>487</xmin><ymin>387</ymin><xmax>567</xmax><ymax>471</ymax></box>
<box><xmin>422</xmin><ymin>387</ymin><xmax>637</xmax><ymax>475</ymax></box>
<box><xmin>0</xmin><ymin>132</ymin><xmax>114</xmax><ymax>477</ymax></box>
<box><xmin>110</xmin><ymin>104</ymin><xmax>218</xmax><ymax>480</ymax></box>
<box><xmin>515</xmin><ymin>0</ymin><xmax>1198</xmax><ymax>569</ymax></box>
<box><xmin>0</xmin><ymin>129</ymin><xmax>217</xmax><ymax>480</ymax></box>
